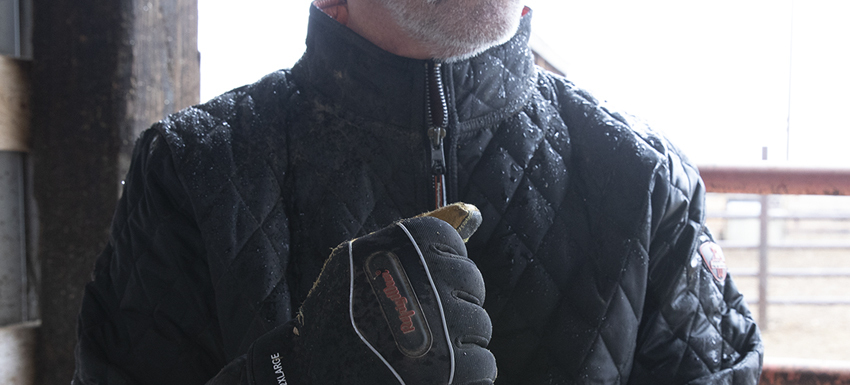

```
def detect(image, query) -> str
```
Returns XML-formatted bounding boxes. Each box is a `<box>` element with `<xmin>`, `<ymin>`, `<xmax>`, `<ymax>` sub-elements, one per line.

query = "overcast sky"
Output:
<box><xmin>199</xmin><ymin>0</ymin><xmax>850</xmax><ymax>166</ymax></box>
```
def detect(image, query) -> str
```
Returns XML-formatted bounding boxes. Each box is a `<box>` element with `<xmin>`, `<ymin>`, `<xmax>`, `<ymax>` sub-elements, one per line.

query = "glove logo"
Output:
<box><xmin>378</xmin><ymin>270</ymin><xmax>417</xmax><ymax>334</ymax></box>
<box><xmin>365</xmin><ymin>251</ymin><xmax>433</xmax><ymax>358</ymax></box>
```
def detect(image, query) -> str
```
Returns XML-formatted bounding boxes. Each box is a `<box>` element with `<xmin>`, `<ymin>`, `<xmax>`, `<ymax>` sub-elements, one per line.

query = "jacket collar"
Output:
<box><xmin>291</xmin><ymin>4</ymin><xmax>537</xmax><ymax>132</ymax></box>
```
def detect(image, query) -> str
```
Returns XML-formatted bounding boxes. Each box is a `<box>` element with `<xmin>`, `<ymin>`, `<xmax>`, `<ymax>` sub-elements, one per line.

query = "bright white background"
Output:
<box><xmin>199</xmin><ymin>0</ymin><xmax>850</xmax><ymax>166</ymax></box>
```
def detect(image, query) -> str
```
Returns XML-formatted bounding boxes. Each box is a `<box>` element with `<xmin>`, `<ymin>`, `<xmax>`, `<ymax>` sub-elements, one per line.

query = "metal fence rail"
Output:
<box><xmin>700</xmin><ymin>163</ymin><xmax>850</xmax><ymax>196</ymax></box>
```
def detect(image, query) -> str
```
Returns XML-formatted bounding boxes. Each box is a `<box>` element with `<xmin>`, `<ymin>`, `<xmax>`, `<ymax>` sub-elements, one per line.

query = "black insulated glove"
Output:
<box><xmin>248</xmin><ymin>203</ymin><xmax>496</xmax><ymax>385</ymax></box>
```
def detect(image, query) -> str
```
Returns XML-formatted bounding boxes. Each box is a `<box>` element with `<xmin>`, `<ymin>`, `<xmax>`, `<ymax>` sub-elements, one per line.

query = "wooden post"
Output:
<box><xmin>30</xmin><ymin>0</ymin><xmax>198</xmax><ymax>383</ymax></box>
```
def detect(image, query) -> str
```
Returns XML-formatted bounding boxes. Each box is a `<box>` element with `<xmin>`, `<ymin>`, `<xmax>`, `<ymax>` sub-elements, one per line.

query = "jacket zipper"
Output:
<box><xmin>426</xmin><ymin>61</ymin><xmax>449</xmax><ymax>209</ymax></box>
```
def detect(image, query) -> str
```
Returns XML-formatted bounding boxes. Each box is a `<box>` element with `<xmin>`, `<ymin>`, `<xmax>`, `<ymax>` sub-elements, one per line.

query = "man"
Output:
<box><xmin>73</xmin><ymin>0</ymin><xmax>764</xmax><ymax>384</ymax></box>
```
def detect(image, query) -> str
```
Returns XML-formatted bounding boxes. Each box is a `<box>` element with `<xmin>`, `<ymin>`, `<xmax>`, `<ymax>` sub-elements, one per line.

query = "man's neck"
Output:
<box><xmin>343</xmin><ymin>0</ymin><xmax>435</xmax><ymax>60</ymax></box>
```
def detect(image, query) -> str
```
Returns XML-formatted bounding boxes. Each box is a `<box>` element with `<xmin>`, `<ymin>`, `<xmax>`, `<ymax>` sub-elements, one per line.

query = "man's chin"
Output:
<box><xmin>427</xmin><ymin>17</ymin><xmax>522</xmax><ymax>62</ymax></box>
<box><xmin>379</xmin><ymin>0</ymin><xmax>523</xmax><ymax>61</ymax></box>
<box><xmin>432</xmin><ymin>35</ymin><xmax>514</xmax><ymax>63</ymax></box>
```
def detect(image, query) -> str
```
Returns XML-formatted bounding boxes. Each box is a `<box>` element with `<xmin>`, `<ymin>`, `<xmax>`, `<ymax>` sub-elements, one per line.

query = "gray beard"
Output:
<box><xmin>377</xmin><ymin>0</ymin><xmax>524</xmax><ymax>61</ymax></box>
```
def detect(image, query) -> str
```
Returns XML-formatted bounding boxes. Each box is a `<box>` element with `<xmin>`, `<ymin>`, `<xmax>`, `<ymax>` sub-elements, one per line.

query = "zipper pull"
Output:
<box><xmin>429</xmin><ymin>127</ymin><xmax>447</xmax><ymax>208</ymax></box>
<box><xmin>428</xmin><ymin>127</ymin><xmax>447</xmax><ymax>175</ymax></box>
<box><xmin>426</xmin><ymin>62</ymin><xmax>449</xmax><ymax>209</ymax></box>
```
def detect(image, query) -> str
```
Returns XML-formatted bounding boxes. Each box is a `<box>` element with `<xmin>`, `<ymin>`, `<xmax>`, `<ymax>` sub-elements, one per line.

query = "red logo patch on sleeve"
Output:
<box><xmin>698</xmin><ymin>241</ymin><xmax>727</xmax><ymax>282</ymax></box>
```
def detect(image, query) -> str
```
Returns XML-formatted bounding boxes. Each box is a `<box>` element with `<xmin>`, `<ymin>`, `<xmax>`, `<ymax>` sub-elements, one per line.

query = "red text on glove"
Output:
<box><xmin>379</xmin><ymin>270</ymin><xmax>416</xmax><ymax>334</ymax></box>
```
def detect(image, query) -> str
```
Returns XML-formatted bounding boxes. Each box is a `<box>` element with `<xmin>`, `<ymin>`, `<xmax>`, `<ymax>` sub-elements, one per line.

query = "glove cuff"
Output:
<box><xmin>247</xmin><ymin>320</ymin><xmax>306</xmax><ymax>385</ymax></box>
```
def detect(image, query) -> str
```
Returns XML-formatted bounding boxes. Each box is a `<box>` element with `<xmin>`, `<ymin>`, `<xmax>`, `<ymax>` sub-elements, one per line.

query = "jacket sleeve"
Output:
<box><xmin>72</xmin><ymin>128</ymin><xmax>261</xmax><ymax>385</ymax></box>
<box><xmin>627</xmin><ymin>143</ymin><xmax>764</xmax><ymax>384</ymax></box>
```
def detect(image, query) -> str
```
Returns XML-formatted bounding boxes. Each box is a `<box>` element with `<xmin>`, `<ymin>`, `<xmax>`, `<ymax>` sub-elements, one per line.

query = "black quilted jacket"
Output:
<box><xmin>74</xmin><ymin>5</ymin><xmax>763</xmax><ymax>385</ymax></box>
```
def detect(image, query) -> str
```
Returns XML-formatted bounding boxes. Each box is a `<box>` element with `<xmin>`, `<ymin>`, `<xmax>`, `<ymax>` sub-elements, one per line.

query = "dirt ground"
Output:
<box><xmin>725</xmin><ymin>248</ymin><xmax>850</xmax><ymax>362</ymax></box>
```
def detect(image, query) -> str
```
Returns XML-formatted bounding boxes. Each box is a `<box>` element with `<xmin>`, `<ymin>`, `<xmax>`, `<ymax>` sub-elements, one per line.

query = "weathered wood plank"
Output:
<box><xmin>0</xmin><ymin>56</ymin><xmax>30</xmax><ymax>152</ymax></box>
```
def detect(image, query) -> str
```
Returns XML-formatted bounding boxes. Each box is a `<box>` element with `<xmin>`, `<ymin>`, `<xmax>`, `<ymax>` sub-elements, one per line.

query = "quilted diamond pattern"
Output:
<box><xmin>74</xmin><ymin>6</ymin><xmax>762</xmax><ymax>385</ymax></box>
